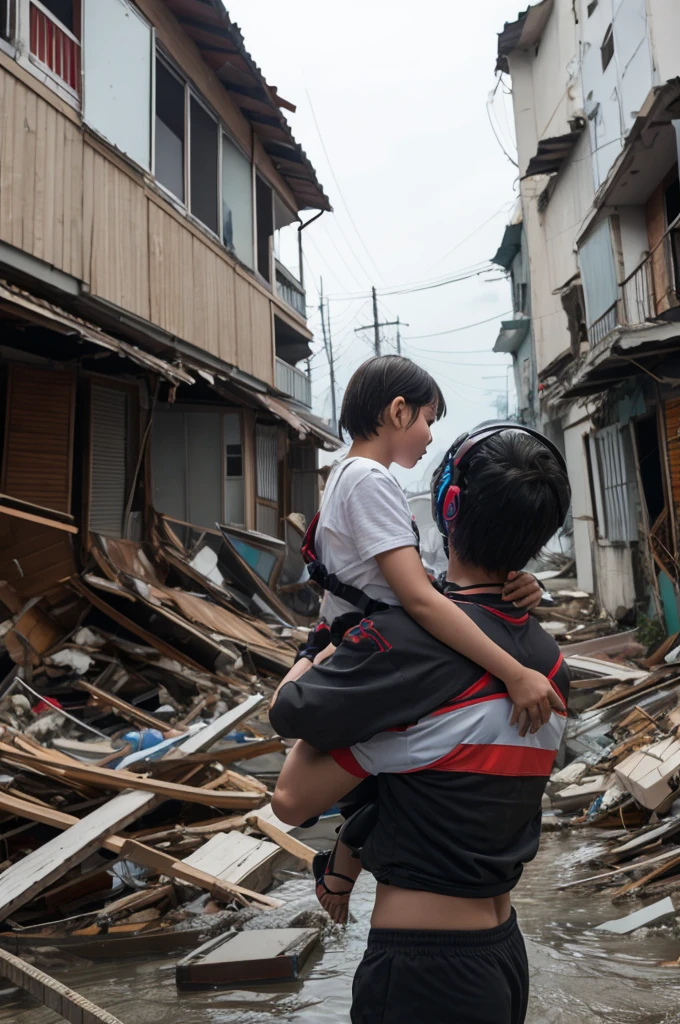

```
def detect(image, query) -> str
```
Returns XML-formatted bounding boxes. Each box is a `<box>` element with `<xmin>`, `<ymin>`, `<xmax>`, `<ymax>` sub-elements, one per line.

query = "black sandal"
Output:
<box><xmin>313</xmin><ymin>849</ymin><xmax>355</xmax><ymax>925</ymax></box>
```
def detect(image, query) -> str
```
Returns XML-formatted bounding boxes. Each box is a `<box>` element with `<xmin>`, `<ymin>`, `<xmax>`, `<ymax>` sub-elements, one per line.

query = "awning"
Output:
<box><xmin>159</xmin><ymin>0</ymin><xmax>330</xmax><ymax>213</ymax></box>
<box><xmin>493</xmin><ymin>316</ymin><xmax>531</xmax><ymax>354</ymax></box>
<box><xmin>0</xmin><ymin>281</ymin><xmax>194</xmax><ymax>386</ymax></box>
<box><xmin>560</xmin><ymin>322</ymin><xmax>680</xmax><ymax>399</ymax></box>
<box><xmin>496</xmin><ymin>0</ymin><xmax>554</xmax><ymax>73</ymax></box>
<box><xmin>491</xmin><ymin>224</ymin><xmax>522</xmax><ymax>269</ymax></box>
<box><xmin>523</xmin><ymin>128</ymin><xmax>584</xmax><ymax>178</ymax></box>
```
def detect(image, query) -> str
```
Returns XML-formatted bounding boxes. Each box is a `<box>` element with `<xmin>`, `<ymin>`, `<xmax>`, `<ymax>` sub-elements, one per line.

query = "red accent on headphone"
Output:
<box><xmin>442</xmin><ymin>485</ymin><xmax>461</xmax><ymax>524</ymax></box>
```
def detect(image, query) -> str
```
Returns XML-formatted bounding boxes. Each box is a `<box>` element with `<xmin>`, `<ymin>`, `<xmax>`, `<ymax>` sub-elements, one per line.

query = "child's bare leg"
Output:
<box><xmin>271</xmin><ymin>741</ymin><xmax>363</xmax><ymax>925</ymax></box>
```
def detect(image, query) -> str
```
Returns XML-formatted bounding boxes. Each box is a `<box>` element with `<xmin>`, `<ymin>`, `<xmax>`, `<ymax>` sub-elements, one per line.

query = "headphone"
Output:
<box><xmin>431</xmin><ymin>423</ymin><xmax>570</xmax><ymax>541</ymax></box>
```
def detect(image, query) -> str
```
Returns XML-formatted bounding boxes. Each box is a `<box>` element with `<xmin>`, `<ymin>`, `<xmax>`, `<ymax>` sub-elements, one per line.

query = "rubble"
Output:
<box><xmin>0</xmin><ymin>501</ymin><xmax>321</xmax><ymax>977</ymax></box>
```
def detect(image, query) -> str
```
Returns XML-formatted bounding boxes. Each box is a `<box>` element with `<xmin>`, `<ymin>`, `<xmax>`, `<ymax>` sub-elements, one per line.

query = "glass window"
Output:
<box><xmin>222</xmin><ymin>134</ymin><xmax>254</xmax><ymax>267</ymax></box>
<box><xmin>224</xmin><ymin>412</ymin><xmax>244</xmax><ymax>526</ymax></box>
<box><xmin>155</xmin><ymin>59</ymin><xmax>185</xmax><ymax>202</ymax></box>
<box><xmin>189</xmin><ymin>96</ymin><xmax>219</xmax><ymax>234</ymax></box>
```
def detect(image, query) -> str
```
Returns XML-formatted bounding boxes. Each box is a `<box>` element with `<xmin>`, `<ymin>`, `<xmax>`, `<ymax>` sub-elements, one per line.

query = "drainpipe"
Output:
<box><xmin>297</xmin><ymin>210</ymin><xmax>325</xmax><ymax>293</ymax></box>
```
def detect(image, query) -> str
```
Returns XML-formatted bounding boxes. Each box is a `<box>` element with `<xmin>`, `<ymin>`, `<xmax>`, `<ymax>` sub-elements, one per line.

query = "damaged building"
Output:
<box><xmin>490</xmin><ymin>0</ymin><xmax>680</xmax><ymax>630</ymax></box>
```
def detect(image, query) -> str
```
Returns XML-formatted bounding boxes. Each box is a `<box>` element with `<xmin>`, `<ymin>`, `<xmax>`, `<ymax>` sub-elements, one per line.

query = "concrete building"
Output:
<box><xmin>493</xmin><ymin>0</ymin><xmax>680</xmax><ymax>627</ymax></box>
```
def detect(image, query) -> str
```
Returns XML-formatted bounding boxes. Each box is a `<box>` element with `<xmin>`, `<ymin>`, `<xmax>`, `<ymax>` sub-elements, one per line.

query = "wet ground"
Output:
<box><xmin>2</xmin><ymin>831</ymin><xmax>680</xmax><ymax>1024</ymax></box>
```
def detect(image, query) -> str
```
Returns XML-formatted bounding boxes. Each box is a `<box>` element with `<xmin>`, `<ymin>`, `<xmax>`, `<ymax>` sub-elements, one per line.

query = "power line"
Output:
<box><xmin>423</xmin><ymin>204</ymin><xmax>513</xmax><ymax>275</ymax></box>
<box><xmin>486</xmin><ymin>78</ymin><xmax>518</xmax><ymax>168</ymax></box>
<box><xmin>306</xmin><ymin>88</ymin><xmax>386</xmax><ymax>284</ymax></box>
<box><xmin>402</xmin><ymin>310</ymin><xmax>513</xmax><ymax>342</ymax></box>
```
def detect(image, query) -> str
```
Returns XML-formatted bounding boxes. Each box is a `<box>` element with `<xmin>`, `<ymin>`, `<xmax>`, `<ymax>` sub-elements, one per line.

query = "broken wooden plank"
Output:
<box><xmin>75</xmin><ymin>680</ymin><xmax>172</xmax><ymax>734</ymax></box>
<box><xmin>595</xmin><ymin>896</ymin><xmax>676</xmax><ymax>934</ymax></box>
<box><xmin>0</xmin><ymin>745</ymin><xmax>266</xmax><ymax>810</ymax></box>
<box><xmin>0</xmin><ymin>697</ymin><xmax>263</xmax><ymax>920</ymax></box>
<box><xmin>0</xmin><ymin>946</ymin><xmax>124</xmax><ymax>1024</ymax></box>
<box><xmin>0</xmin><ymin>793</ymin><xmax>280</xmax><ymax>909</ymax></box>
<box><xmin>176</xmin><ymin>927</ymin><xmax>319</xmax><ymax>989</ymax></box>
<box><xmin>247</xmin><ymin>815</ymin><xmax>316</xmax><ymax>867</ymax></box>
<box><xmin>612</xmin><ymin>854</ymin><xmax>680</xmax><ymax>898</ymax></box>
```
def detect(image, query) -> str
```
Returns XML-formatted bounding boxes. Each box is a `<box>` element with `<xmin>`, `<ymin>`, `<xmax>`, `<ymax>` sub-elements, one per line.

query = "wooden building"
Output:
<box><xmin>0</xmin><ymin>0</ymin><xmax>337</xmax><ymax>569</ymax></box>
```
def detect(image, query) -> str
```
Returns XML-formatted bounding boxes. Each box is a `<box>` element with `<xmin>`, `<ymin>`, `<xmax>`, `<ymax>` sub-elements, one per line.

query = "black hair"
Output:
<box><xmin>449</xmin><ymin>431</ymin><xmax>571</xmax><ymax>576</ymax></box>
<box><xmin>339</xmin><ymin>355</ymin><xmax>446</xmax><ymax>440</ymax></box>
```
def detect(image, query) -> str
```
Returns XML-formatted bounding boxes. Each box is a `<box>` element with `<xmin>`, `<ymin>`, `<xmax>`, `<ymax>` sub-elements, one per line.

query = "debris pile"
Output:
<box><xmin>0</xmin><ymin>503</ymin><xmax>327</xmax><ymax>987</ymax></box>
<box><xmin>548</xmin><ymin>626</ymin><xmax>680</xmax><ymax>962</ymax></box>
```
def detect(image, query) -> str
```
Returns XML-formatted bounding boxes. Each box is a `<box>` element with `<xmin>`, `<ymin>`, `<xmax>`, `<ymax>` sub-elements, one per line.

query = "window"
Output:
<box><xmin>189</xmin><ymin>96</ymin><xmax>219</xmax><ymax>234</ymax></box>
<box><xmin>41</xmin><ymin>0</ymin><xmax>76</xmax><ymax>33</ymax></box>
<box><xmin>588</xmin><ymin>426</ymin><xmax>637</xmax><ymax>543</ymax></box>
<box><xmin>222</xmin><ymin>133</ymin><xmax>254</xmax><ymax>267</ymax></box>
<box><xmin>601</xmin><ymin>25</ymin><xmax>614</xmax><ymax>71</ymax></box>
<box><xmin>256</xmin><ymin>176</ymin><xmax>273</xmax><ymax>282</ymax></box>
<box><xmin>155</xmin><ymin>58</ymin><xmax>185</xmax><ymax>202</ymax></box>
<box><xmin>83</xmin><ymin>0</ymin><xmax>152</xmax><ymax>171</ymax></box>
<box><xmin>224</xmin><ymin>412</ymin><xmax>244</xmax><ymax>526</ymax></box>
<box><xmin>255</xmin><ymin>423</ymin><xmax>279</xmax><ymax>535</ymax></box>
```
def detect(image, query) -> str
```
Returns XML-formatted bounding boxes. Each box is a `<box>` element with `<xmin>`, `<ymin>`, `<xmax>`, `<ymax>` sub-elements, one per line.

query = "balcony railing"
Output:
<box><xmin>29</xmin><ymin>0</ymin><xmax>80</xmax><ymax>95</ymax></box>
<box><xmin>275</xmin><ymin>357</ymin><xmax>312</xmax><ymax>408</ymax></box>
<box><xmin>587</xmin><ymin>212</ymin><xmax>680</xmax><ymax>346</ymax></box>
<box><xmin>275</xmin><ymin>260</ymin><xmax>306</xmax><ymax>318</ymax></box>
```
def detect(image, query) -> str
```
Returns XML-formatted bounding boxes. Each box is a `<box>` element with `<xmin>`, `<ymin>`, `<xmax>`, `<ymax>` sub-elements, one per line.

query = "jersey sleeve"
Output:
<box><xmin>344</xmin><ymin>469</ymin><xmax>416</xmax><ymax>562</ymax></box>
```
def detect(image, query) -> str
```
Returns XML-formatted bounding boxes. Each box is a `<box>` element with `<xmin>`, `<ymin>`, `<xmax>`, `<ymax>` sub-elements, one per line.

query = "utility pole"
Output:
<box><xmin>319</xmin><ymin>278</ymin><xmax>337</xmax><ymax>433</ymax></box>
<box><xmin>372</xmin><ymin>285</ymin><xmax>380</xmax><ymax>356</ymax></box>
<box><xmin>355</xmin><ymin>286</ymin><xmax>402</xmax><ymax>357</ymax></box>
<box><xmin>396</xmin><ymin>317</ymin><xmax>401</xmax><ymax>356</ymax></box>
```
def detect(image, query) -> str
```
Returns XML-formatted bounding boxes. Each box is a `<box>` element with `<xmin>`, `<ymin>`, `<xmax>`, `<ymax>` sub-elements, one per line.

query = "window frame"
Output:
<box><xmin>601</xmin><ymin>24</ymin><xmax>614</xmax><ymax>72</ymax></box>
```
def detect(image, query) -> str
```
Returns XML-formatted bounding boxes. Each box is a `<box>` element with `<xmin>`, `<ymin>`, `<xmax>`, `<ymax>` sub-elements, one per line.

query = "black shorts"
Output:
<box><xmin>351</xmin><ymin>910</ymin><xmax>529</xmax><ymax>1024</ymax></box>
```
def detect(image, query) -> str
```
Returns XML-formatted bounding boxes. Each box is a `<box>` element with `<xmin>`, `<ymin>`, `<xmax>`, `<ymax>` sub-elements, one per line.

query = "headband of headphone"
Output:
<box><xmin>431</xmin><ymin>423</ymin><xmax>569</xmax><ymax>540</ymax></box>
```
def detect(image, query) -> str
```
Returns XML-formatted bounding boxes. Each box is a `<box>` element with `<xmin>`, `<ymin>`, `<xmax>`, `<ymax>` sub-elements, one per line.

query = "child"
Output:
<box><xmin>272</xmin><ymin>356</ymin><xmax>562</xmax><ymax>923</ymax></box>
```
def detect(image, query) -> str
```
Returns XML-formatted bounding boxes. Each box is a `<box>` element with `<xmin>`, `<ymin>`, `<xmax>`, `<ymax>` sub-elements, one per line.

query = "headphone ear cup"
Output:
<box><xmin>442</xmin><ymin>485</ymin><xmax>461</xmax><ymax>524</ymax></box>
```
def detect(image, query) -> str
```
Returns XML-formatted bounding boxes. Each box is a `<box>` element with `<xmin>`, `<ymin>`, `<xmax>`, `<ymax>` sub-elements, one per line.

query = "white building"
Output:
<box><xmin>494</xmin><ymin>0</ymin><xmax>680</xmax><ymax>627</ymax></box>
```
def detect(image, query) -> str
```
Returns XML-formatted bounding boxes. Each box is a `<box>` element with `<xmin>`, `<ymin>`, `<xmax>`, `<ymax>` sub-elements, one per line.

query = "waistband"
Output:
<box><xmin>366</xmin><ymin>908</ymin><xmax>519</xmax><ymax>950</ymax></box>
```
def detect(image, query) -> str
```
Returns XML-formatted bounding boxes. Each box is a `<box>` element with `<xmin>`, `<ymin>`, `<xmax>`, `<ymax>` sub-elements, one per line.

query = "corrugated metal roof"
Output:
<box><xmin>523</xmin><ymin>128</ymin><xmax>583</xmax><ymax>178</ymax></box>
<box><xmin>496</xmin><ymin>0</ymin><xmax>554</xmax><ymax>74</ymax></box>
<box><xmin>161</xmin><ymin>0</ymin><xmax>331</xmax><ymax>212</ymax></box>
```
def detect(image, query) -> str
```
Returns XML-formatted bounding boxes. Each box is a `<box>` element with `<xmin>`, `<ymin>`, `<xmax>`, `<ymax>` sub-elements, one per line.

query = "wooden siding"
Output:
<box><xmin>0</xmin><ymin>68</ymin><xmax>83</xmax><ymax>279</ymax></box>
<box><xmin>0</xmin><ymin>513</ymin><xmax>76</xmax><ymax>598</ymax></box>
<box><xmin>0</xmin><ymin>62</ymin><xmax>301</xmax><ymax>389</ymax></box>
<box><xmin>83</xmin><ymin>145</ymin><xmax>150</xmax><ymax>320</ymax></box>
<box><xmin>2</xmin><ymin>366</ymin><xmax>76</xmax><ymax>513</ymax></box>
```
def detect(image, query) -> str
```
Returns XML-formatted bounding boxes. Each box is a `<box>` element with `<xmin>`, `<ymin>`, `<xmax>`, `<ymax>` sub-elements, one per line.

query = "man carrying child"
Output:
<box><xmin>270</xmin><ymin>355</ymin><xmax>571</xmax><ymax>1024</ymax></box>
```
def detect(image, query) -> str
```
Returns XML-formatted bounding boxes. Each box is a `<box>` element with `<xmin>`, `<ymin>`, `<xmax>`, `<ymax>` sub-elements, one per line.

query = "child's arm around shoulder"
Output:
<box><xmin>375</xmin><ymin>546</ymin><xmax>563</xmax><ymax>734</ymax></box>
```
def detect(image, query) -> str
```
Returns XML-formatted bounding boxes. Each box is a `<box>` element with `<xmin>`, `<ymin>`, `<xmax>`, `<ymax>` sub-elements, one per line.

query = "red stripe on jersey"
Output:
<box><xmin>479</xmin><ymin>605</ymin><xmax>529</xmax><ymax>625</ymax></box>
<box><xmin>330</xmin><ymin>746</ymin><xmax>370</xmax><ymax>778</ymax></box>
<box><xmin>423</xmin><ymin>742</ymin><xmax>557</xmax><ymax>777</ymax></box>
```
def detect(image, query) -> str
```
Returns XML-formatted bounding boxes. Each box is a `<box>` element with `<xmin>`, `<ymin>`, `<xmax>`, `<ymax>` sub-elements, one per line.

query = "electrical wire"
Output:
<box><xmin>402</xmin><ymin>310</ymin><xmax>513</xmax><ymax>342</ymax></box>
<box><xmin>306</xmin><ymin>88</ymin><xmax>386</xmax><ymax>284</ymax></box>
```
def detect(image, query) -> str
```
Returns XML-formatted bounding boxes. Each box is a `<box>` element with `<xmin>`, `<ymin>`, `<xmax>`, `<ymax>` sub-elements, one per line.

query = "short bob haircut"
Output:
<box><xmin>449</xmin><ymin>430</ymin><xmax>571</xmax><ymax>576</ymax></box>
<box><xmin>339</xmin><ymin>355</ymin><xmax>446</xmax><ymax>441</ymax></box>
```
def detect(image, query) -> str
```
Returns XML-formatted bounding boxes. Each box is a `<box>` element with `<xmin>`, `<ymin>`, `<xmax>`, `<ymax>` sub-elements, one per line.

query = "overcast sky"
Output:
<box><xmin>228</xmin><ymin>0</ymin><xmax>523</xmax><ymax>489</ymax></box>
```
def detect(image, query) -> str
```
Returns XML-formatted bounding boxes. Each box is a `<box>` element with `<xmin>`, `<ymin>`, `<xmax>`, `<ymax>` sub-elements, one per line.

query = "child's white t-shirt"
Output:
<box><xmin>316</xmin><ymin>456</ymin><xmax>417</xmax><ymax>622</ymax></box>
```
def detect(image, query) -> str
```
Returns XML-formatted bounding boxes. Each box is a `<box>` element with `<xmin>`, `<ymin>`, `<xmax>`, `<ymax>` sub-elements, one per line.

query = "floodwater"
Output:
<box><xmin>2</xmin><ymin>831</ymin><xmax>680</xmax><ymax>1024</ymax></box>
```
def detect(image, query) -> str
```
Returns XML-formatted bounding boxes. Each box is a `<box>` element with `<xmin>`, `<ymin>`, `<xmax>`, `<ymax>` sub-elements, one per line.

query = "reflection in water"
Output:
<box><xmin>2</xmin><ymin>833</ymin><xmax>680</xmax><ymax>1023</ymax></box>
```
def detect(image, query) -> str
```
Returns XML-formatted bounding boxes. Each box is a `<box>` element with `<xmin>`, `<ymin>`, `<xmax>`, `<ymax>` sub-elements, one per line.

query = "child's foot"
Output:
<box><xmin>313</xmin><ymin>840</ymin><xmax>361</xmax><ymax>925</ymax></box>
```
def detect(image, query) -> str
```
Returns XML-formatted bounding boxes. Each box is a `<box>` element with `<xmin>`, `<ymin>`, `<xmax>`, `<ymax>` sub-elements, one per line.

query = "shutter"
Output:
<box><xmin>255</xmin><ymin>425</ymin><xmax>278</xmax><ymax>501</ymax></box>
<box><xmin>2</xmin><ymin>365</ymin><xmax>75</xmax><ymax>512</ymax></box>
<box><xmin>90</xmin><ymin>385</ymin><xmax>128</xmax><ymax>537</ymax></box>
<box><xmin>665</xmin><ymin>398</ymin><xmax>680</xmax><ymax>507</ymax></box>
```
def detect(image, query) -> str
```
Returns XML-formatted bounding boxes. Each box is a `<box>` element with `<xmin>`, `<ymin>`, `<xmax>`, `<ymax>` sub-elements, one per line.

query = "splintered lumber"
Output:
<box><xmin>118</xmin><ymin>840</ymin><xmax>283</xmax><ymax>909</ymax></box>
<box><xmin>0</xmin><ymin>745</ymin><xmax>266</xmax><ymax>810</ymax></box>
<box><xmin>0</xmin><ymin>946</ymin><xmax>125</xmax><ymax>1024</ymax></box>
<box><xmin>612</xmin><ymin>853</ymin><xmax>680</xmax><ymax>899</ymax></box>
<box><xmin>0</xmin><ymin>793</ymin><xmax>280</xmax><ymax>909</ymax></box>
<box><xmin>75</xmin><ymin>680</ymin><xmax>172</xmax><ymax>733</ymax></box>
<box><xmin>176</xmin><ymin>928</ymin><xmax>319</xmax><ymax>989</ymax></box>
<box><xmin>247</xmin><ymin>816</ymin><xmax>316</xmax><ymax>867</ymax></box>
<box><xmin>0</xmin><ymin>696</ymin><xmax>263</xmax><ymax>920</ymax></box>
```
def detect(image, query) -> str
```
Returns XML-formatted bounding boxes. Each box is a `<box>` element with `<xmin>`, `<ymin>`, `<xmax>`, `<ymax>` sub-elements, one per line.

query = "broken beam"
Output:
<box><xmin>0</xmin><ymin>696</ymin><xmax>264</xmax><ymax>920</ymax></box>
<box><xmin>0</xmin><ymin>946</ymin><xmax>124</xmax><ymax>1024</ymax></box>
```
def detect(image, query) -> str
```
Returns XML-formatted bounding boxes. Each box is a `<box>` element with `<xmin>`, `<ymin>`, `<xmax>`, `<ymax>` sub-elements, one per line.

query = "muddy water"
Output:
<box><xmin>2</xmin><ymin>832</ymin><xmax>680</xmax><ymax>1024</ymax></box>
